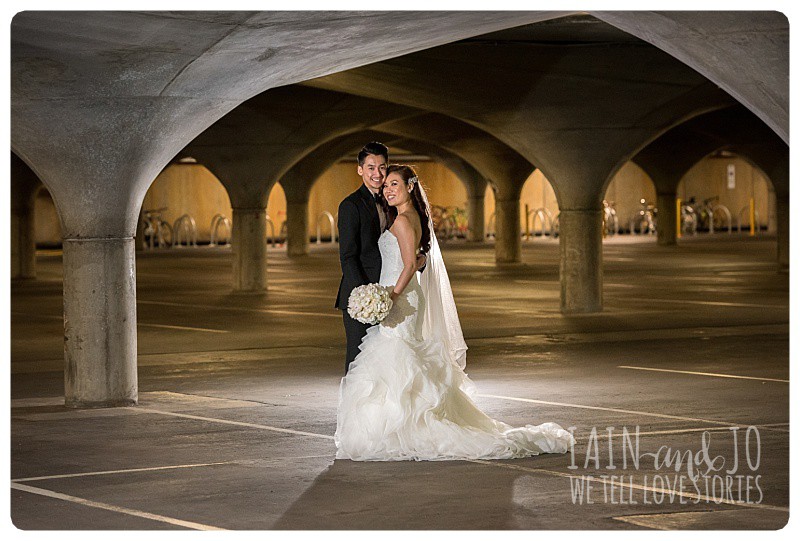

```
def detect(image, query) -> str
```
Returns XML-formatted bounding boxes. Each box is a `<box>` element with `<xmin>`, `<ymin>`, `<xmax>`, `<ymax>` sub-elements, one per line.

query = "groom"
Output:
<box><xmin>335</xmin><ymin>142</ymin><xmax>390</xmax><ymax>373</ymax></box>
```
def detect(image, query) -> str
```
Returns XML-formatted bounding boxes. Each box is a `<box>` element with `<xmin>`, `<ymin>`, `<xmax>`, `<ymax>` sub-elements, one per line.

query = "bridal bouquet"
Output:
<box><xmin>348</xmin><ymin>283</ymin><xmax>393</xmax><ymax>324</ymax></box>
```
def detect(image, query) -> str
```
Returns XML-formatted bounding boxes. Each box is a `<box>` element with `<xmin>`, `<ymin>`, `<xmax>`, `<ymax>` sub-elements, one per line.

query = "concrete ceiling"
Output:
<box><xmin>591</xmin><ymin>11</ymin><xmax>789</xmax><ymax>144</ymax></box>
<box><xmin>10</xmin><ymin>11</ymin><xmax>788</xmax><ymax>235</ymax></box>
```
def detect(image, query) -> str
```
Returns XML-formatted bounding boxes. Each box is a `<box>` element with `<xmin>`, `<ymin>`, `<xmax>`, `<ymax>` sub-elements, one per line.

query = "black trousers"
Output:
<box><xmin>342</xmin><ymin>309</ymin><xmax>371</xmax><ymax>374</ymax></box>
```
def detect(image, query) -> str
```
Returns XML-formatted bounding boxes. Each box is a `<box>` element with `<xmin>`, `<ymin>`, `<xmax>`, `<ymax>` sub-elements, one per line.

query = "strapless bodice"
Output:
<box><xmin>377</xmin><ymin>230</ymin><xmax>422</xmax><ymax>339</ymax></box>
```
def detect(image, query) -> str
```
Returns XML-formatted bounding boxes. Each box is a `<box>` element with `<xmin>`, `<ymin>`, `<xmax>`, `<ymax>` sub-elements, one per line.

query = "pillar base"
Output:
<box><xmin>63</xmin><ymin>237</ymin><xmax>138</xmax><ymax>408</ymax></box>
<box><xmin>66</xmin><ymin>398</ymin><xmax>137</xmax><ymax>409</ymax></box>
<box><xmin>559</xmin><ymin>209</ymin><xmax>603</xmax><ymax>314</ymax></box>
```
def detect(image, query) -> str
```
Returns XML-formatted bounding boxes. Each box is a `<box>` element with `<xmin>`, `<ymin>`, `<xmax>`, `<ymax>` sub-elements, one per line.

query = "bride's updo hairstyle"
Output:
<box><xmin>384</xmin><ymin>164</ymin><xmax>432</xmax><ymax>255</ymax></box>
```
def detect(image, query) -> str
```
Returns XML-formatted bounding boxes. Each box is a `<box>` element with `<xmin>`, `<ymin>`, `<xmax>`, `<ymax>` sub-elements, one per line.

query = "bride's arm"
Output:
<box><xmin>390</xmin><ymin>214</ymin><xmax>419</xmax><ymax>302</ymax></box>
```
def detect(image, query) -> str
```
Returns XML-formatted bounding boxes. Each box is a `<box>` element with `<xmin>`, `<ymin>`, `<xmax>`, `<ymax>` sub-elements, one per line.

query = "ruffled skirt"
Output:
<box><xmin>334</xmin><ymin>325</ymin><xmax>574</xmax><ymax>461</ymax></box>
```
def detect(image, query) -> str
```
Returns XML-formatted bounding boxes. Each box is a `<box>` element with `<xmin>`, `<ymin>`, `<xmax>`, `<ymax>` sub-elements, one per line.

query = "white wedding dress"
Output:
<box><xmin>335</xmin><ymin>230</ymin><xmax>574</xmax><ymax>461</ymax></box>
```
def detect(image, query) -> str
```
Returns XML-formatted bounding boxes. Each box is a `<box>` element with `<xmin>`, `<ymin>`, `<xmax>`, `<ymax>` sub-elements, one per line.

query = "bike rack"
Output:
<box><xmin>525</xmin><ymin>208</ymin><xmax>554</xmax><ymax>240</ymax></box>
<box><xmin>737</xmin><ymin>206</ymin><xmax>761</xmax><ymax>234</ymax></box>
<box><xmin>708</xmin><ymin>205</ymin><xmax>733</xmax><ymax>234</ymax></box>
<box><xmin>173</xmin><ymin>214</ymin><xmax>197</xmax><ymax>248</ymax></box>
<box><xmin>316</xmin><ymin>211</ymin><xmax>336</xmax><ymax>244</ymax></box>
<box><xmin>209</xmin><ymin>214</ymin><xmax>231</xmax><ymax>246</ymax></box>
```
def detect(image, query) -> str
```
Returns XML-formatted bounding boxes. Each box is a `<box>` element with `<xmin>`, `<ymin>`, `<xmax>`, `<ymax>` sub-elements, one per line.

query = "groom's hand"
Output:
<box><xmin>416</xmin><ymin>254</ymin><xmax>427</xmax><ymax>272</ymax></box>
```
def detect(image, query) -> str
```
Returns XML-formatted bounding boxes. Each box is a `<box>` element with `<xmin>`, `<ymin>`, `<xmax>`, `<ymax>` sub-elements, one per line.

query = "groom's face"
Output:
<box><xmin>358</xmin><ymin>154</ymin><xmax>387</xmax><ymax>193</ymax></box>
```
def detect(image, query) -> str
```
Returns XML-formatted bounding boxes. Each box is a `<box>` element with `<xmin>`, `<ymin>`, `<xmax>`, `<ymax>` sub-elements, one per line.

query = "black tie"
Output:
<box><xmin>374</xmin><ymin>193</ymin><xmax>381</xmax><ymax>203</ymax></box>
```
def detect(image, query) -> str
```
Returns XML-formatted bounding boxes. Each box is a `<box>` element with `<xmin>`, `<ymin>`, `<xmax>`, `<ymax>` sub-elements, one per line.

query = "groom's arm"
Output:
<box><xmin>338</xmin><ymin>199</ymin><xmax>369</xmax><ymax>286</ymax></box>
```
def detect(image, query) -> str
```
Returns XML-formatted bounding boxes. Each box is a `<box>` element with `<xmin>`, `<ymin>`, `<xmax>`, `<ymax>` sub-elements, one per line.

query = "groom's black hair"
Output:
<box><xmin>357</xmin><ymin>141</ymin><xmax>389</xmax><ymax>166</ymax></box>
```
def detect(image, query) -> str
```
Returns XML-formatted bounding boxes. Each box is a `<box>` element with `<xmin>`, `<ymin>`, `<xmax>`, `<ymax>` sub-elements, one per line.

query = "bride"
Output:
<box><xmin>335</xmin><ymin>164</ymin><xmax>574</xmax><ymax>461</ymax></box>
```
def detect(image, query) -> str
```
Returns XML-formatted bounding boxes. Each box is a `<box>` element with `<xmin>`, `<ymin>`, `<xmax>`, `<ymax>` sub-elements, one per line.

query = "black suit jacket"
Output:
<box><xmin>335</xmin><ymin>184</ymin><xmax>382</xmax><ymax>309</ymax></box>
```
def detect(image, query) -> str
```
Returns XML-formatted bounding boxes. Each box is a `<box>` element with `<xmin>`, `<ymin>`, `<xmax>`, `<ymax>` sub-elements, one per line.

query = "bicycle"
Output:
<box><xmin>629</xmin><ymin>198</ymin><xmax>657</xmax><ymax>235</ymax></box>
<box><xmin>431</xmin><ymin>205</ymin><xmax>459</xmax><ymax>242</ymax></box>
<box><xmin>680</xmin><ymin>199</ymin><xmax>698</xmax><ymax>235</ymax></box>
<box><xmin>602</xmin><ymin>200</ymin><xmax>619</xmax><ymax>237</ymax></box>
<box><xmin>142</xmin><ymin>207</ymin><xmax>173</xmax><ymax>249</ymax></box>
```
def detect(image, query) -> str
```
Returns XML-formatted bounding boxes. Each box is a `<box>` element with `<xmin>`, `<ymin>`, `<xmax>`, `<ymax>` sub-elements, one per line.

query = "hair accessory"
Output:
<box><xmin>408</xmin><ymin>176</ymin><xmax>418</xmax><ymax>186</ymax></box>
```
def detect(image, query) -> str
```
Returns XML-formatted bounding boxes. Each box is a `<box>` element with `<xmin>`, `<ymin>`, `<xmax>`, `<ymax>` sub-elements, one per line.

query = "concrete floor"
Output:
<box><xmin>9</xmin><ymin>234</ymin><xmax>789</xmax><ymax>530</ymax></box>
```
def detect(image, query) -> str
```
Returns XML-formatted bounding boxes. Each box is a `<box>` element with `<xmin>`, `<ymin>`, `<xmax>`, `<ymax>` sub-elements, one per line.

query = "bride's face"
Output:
<box><xmin>383</xmin><ymin>173</ymin><xmax>412</xmax><ymax>207</ymax></box>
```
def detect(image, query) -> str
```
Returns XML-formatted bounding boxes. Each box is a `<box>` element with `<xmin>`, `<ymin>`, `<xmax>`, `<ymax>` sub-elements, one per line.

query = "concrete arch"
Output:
<box><xmin>10</xmin><ymin>11</ymin><xmax>789</xmax><ymax>406</ymax></box>
<box><xmin>305</xmin><ymin>18</ymin><xmax>736</xmax><ymax>209</ymax></box>
<box><xmin>12</xmin><ymin>12</ymin><xmax>563</xmax><ymax>239</ymax></box>
<box><xmin>633</xmin><ymin>106</ymin><xmax>785</xmax><ymax>193</ymax></box>
<box><xmin>601</xmin><ymin>162</ymin><xmax>657</xmax><ymax>234</ymax></box>
<box><xmin>277</xmin><ymin>129</ymin><xmax>493</xmax><ymax>255</ymax></box>
<box><xmin>374</xmin><ymin>114</ymin><xmax>536</xmax><ymax>198</ymax></box>
<box><xmin>518</xmin><ymin>170</ymin><xmax>559</xmax><ymax>238</ymax></box>
<box><xmin>11</xmin><ymin>152</ymin><xmax>45</xmax><ymax>279</ymax></box>
<box><xmin>632</xmin><ymin>105</ymin><xmax>787</xmax><ymax>250</ymax></box>
<box><xmin>677</xmin><ymin>148</ymin><xmax>776</xmax><ymax>197</ymax></box>
<box><xmin>139</xmin><ymin>160</ymin><xmax>235</xmax><ymax>247</ymax></box>
<box><xmin>590</xmin><ymin>11</ymin><xmax>788</xmax><ymax>143</ymax></box>
<box><xmin>676</xmin><ymin>149</ymin><xmax>778</xmax><ymax>236</ymax></box>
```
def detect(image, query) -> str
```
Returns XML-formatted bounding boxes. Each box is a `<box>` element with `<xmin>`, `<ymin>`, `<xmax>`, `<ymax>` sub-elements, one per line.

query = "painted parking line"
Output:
<box><xmin>136</xmin><ymin>407</ymin><xmax>336</xmax><ymax>440</ymax></box>
<box><xmin>618</xmin><ymin>297</ymin><xmax>787</xmax><ymax>310</ymax></box>
<box><xmin>618</xmin><ymin>365</ymin><xmax>789</xmax><ymax>383</ymax></box>
<box><xmin>11</xmin><ymin>311</ymin><xmax>229</xmax><ymax>333</ymax></box>
<box><xmin>477</xmin><ymin>394</ymin><xmax>789</xmax><ymax>433</ymax></box>
<box><xmin>10</xmin><ymin>482</ymin><xmax>225</xmax><ymax>530</ymax></box>
<box><xmin>12</xmin><ymin>461</ymin><xmax>237</xmax><ymax>483</ymax></box>
<box><xmin>139</xmin><ymin>323</ymin><xmax>229</xmax><ymax>334</ymax></box>
<box><xmin>138</xmin><ymin>300</ymin><xmax>340</xmax><ymax>318</ymax></box>
<box><xmin>13</xmin><ymin>410</ymin><xmax>786</xmax><ymax>528</ymax></box>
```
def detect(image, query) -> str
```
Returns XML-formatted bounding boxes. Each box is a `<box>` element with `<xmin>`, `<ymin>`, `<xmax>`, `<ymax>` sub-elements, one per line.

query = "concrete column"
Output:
<box><xmin>286</xmin><ymin>200</ymin><xmax>310</xmax><ymax>257</ymax></box>
<box><xmin>767</xmin><ymin>187</ymin><xmax>778</xmax><ymax>234</ymax></box>
<box><xmin>232</xmin><ymin>207</ymin><xmax>267</xmax><ymax>292</ymax></box>
<box><xmin>11</xmin><ymin>196</ymin><xmax>36</xmax><ymax>279</ymax></box>
<box><xmin>656</xmin><ymin>191</ymin><xmax>678</xmax><ymax>246</ymax></box>
<box><xmin>466</xmin><ymin>194</ymin><xmax>485</xmax><ymax>242</ymax></box>
<box><xmin>495</xmin><ymin>197</ymin><xmax>521</xmax><ymax>263</ymax></box>
<box><xmin>776</xmin><ymin>195</ymin><xmax>789</xmax><ymax>270</ymax></box>
<box><xmin>63</xmin><ymin>237</ymin><xmax>138</xmax><ymax>408</ymax></box>
<box><xmin>559</xmin><ymin>209</ymin><xmax>603</xmax><ymax>313</ymax></box>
